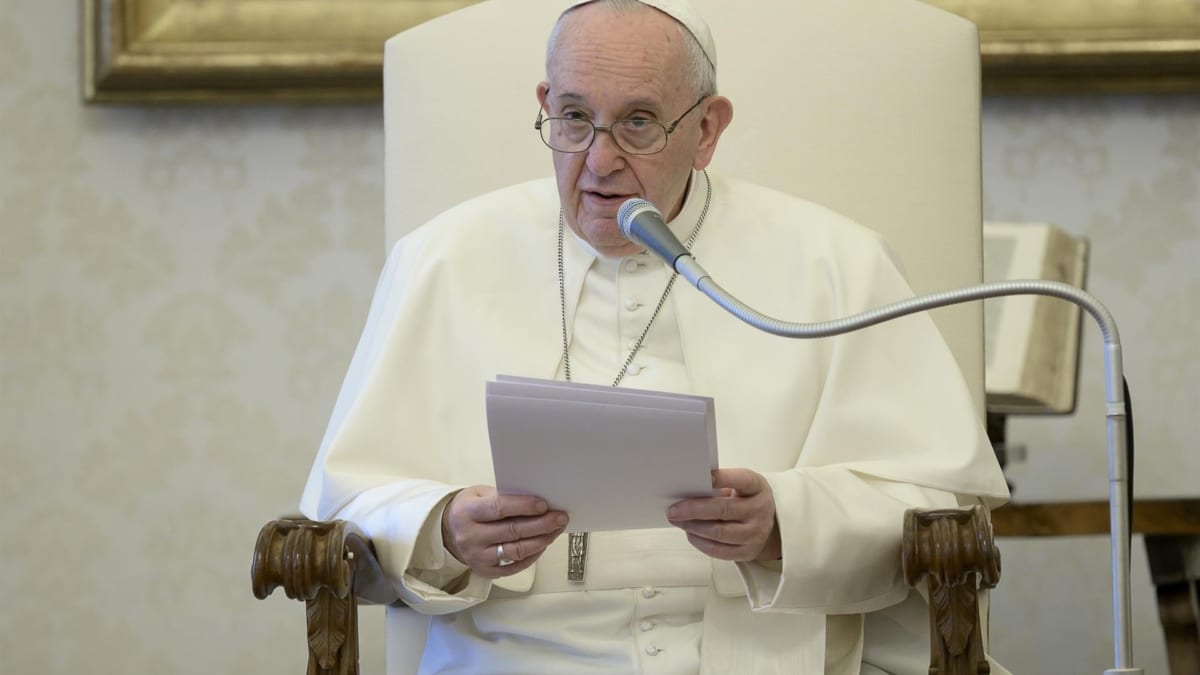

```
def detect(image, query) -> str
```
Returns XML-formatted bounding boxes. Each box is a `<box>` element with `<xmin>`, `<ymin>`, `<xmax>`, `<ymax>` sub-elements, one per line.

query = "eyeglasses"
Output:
<box><xmin>534</xmin><ymin>94</ymin><xmax>708</xmax><ymax>156</ymax></box>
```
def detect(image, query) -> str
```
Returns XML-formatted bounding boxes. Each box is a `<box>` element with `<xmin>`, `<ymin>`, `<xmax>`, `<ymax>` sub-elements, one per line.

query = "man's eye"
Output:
<box><xmin>561</xmin><ymin>110</ymin><xmax>588</xmax><ymax>121</ymax></box>
<box><xmin>625</xmin><ymin>118</ymin><xmax>655</xmax><ymax>128</ymax></box>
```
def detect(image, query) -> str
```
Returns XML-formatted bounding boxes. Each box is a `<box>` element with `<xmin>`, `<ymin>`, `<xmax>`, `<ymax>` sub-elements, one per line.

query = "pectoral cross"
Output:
<box><xmin>568</xmin><ymin>531</ymin><xmax>588</xmax><ymax>582</ymax></box>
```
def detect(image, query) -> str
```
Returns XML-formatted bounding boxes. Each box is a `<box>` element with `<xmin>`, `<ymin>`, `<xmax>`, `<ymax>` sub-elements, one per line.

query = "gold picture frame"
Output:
<box><xmin>928</xmin><ymin>0</ymin><xmax>1200</xmax><ymax>93</ymax></box>
<box><xmin>83</xmin><ymin>0</ymin><xmax>483</xmax><ymax>103</ymax></box>
<box><xmin>83</xmin><ymin>0</ymin><xmax>1200</xmax><ymax>103</ymax></box>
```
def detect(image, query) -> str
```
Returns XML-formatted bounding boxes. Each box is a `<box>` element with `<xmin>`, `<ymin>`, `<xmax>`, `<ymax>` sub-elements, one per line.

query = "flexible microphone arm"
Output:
<box><xmin>619</xmin><ymin>199</ymin><xmax>1140</xmax><ymax>675</ymax></box>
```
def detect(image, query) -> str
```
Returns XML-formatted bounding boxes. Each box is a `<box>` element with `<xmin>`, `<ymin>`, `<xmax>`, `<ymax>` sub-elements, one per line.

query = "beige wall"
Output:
<box><xmin>1</xmin><ymin>2</ymin><xmax>1195</xmax><ymax>674</ymax></box>
<box><xmin>983</xmin><ymin>95</ymin><xmax>1199</xmax><ymax>674</ymax></box>
<box><xmin>0</xmin><ymin>2</ymin><xmax>386</xmax><ymax>672</ymax></box>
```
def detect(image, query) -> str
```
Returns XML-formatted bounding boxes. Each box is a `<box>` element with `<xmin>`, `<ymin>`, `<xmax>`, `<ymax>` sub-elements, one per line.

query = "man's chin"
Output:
<box><xmin>576</xmin><ymin>222</ymin><xmax>640</xmax><ymax>257</ymax></box>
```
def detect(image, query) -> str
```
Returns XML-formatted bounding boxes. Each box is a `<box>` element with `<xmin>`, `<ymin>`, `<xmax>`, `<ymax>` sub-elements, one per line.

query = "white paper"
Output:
<box><xmin>485</xmin><ymin>376</ymin><xmax>719</xmax><ymax>532</ymax></box>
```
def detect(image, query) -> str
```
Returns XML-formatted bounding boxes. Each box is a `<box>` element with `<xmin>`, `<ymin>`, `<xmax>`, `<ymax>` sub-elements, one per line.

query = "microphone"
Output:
<box><xmin>621</xmin><ymin>198</ymin><xmax>1137</xmax><ymax>673</ymax></box>
<box><xmin>617</xmin><ymin>199</ymin><xmax>689</xmax><ymax>264</ymax></box>
<box><xmin>618</xmin><ymin>198</ymin><xmax>711</xmax><ymax>288</ymax></box>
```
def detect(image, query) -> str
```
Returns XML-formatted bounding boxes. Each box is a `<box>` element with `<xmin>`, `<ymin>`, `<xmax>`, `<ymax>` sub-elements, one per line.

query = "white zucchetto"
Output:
<box><xmin>565</xmin><ymin>0</ymin><xmax>717</xmax><ymax>71</ymax></box>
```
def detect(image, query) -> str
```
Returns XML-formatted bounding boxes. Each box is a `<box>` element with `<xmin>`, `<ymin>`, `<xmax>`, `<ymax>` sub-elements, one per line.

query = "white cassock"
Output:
<box><xmin>300</xmin><ymin>170</ymin><xmax>1011</xmax><ymax>674</ymax></box>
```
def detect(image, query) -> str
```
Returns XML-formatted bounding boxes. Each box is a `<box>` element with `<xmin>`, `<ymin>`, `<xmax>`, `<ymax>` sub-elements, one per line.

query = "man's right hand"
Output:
<box><xmin>441</xmin><ymin>485</ymin><xmax>569</xmax><ymax>578</ymax></box>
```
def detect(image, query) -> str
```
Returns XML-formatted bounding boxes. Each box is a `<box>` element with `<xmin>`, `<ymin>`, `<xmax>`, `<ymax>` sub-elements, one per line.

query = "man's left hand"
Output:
<box><xmin>667</xmin><ymin>468</ymin><xmax>782</xmax><ymax>562</ymax></box>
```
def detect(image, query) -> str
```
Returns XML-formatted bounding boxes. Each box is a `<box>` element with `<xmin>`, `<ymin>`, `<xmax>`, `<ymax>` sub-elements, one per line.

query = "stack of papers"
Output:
<box><xmin>485</xmin><ymin>375</ymin><xmax>719</xmax><ymax>532</ymax></box>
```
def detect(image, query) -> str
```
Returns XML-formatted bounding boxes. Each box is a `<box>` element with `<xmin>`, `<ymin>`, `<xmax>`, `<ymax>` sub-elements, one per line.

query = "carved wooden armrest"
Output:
<box><xmin>903</xmin><ymin>505</ymin><xmax>1002</xmax><ymax>675</ymax></box>
<box><xmin>252</xmin><ymin>518</ymin><xmax>399</xmax><ymax>675</ymax></box>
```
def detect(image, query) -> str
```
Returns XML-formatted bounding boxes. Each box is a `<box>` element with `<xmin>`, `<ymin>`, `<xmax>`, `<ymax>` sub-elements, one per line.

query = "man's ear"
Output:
<box><xmin>536</xmin><ymin>82</ymin><xmax>550</xmax><ymax>110</ymax></box>
<box><xmin>693</xmin><ymin>96</ymin><xmax>734</xmax><ymax>170</ymax></box>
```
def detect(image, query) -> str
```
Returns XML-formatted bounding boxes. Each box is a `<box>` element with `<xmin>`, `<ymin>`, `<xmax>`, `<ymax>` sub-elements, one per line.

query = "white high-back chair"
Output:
<box><xmin>380</xmin><ymin>0</ymin><xmax>984</xmax><ymax>671</ymax></box>
<box><xmin>385</xmin><ymin>0</ymin><xmax>984</xmax><ymax>411</ymax></box>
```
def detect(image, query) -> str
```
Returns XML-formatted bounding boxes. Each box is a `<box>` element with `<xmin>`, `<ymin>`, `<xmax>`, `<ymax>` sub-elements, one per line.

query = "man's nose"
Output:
<box><xmin>585</xmin><ymin>128</ymin><xmax>627</xmax><ymax>176</ymax></box>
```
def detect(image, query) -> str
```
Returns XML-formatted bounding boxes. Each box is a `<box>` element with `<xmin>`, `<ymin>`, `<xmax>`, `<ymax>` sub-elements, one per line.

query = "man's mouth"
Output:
<box><xmin>583</xmin><ymin>190</ymin><xmax>635</xmax><ymax>207</ymax></box>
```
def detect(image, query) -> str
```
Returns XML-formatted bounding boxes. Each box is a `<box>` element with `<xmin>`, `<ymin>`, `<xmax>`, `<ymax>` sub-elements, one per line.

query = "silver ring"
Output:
<box><xmin>496</xmin><ymin>543</ymin><xmax>514</xmax><ymax>566</ymax></box>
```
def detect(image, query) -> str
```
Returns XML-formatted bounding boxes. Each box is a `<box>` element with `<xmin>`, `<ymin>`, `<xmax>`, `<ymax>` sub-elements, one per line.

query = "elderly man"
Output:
<box><xmin>301</xmin><ymin>0</ymin><xmax>1009</xmax><ymax>673</ymax></box>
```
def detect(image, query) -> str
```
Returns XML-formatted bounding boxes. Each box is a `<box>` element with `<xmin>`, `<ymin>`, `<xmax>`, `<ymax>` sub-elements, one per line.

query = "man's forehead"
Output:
<box><xmin>547</xmin><ymin>24</ymin><xmax>684</xmax><ymax>107</ymax></box>
<box><xmin>563</xmin><ymin>0</ymin><xmax>716</xmax><ymax>71</ymax></box>
<box><xmin>549</xmin><ymin>90</ymin><xmax>667</xmax><ymax>112</ymax></box>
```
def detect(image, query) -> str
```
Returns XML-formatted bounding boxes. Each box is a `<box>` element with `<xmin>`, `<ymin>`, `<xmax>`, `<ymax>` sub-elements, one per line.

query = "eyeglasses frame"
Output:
<box><xmin>534</xmin><ymin>93</ymin><xmax>710</xmax><ymax>156</ymax></box>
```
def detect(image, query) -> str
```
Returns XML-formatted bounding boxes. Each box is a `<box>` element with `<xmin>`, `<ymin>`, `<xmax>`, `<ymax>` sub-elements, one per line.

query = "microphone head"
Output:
<box><xmin>618</xmin><ymin>198</ymin><xmax>661</xmax><ymax>241</ymax></box>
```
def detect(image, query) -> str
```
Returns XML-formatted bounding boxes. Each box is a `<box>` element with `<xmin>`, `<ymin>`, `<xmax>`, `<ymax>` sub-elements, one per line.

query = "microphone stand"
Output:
<box><xmin>673</xmin><ymin>257</ymin><xmax>1141</xmax><ymax>675</ymax></box>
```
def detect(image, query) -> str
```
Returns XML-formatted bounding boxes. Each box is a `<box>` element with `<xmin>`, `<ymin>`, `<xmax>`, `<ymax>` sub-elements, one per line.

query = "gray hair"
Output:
<box><xmin>546</xmin><ymin>0</ymin><xmax>717</xmax><ymax>99</ymax></box>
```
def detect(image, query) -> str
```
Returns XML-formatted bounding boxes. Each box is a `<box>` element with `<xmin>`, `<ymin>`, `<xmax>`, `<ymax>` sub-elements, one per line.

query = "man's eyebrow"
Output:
<box><xmin>622</xmin><ymin>98</ymin><xmax>663</xmax><ymax>113</ymax></box>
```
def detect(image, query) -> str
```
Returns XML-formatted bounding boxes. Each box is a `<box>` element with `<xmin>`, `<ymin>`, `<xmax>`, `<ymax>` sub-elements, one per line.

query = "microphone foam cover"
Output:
<box><xmin>618</xmin><ymin>198</ymin><xmax>661</xmax><ymax>241</ymax></box>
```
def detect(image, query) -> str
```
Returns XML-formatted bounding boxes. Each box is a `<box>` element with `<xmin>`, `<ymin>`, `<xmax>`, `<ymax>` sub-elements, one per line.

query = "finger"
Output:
<box><xmin>711</xmin><ymin>468</ymin><xmax>768</xmax><ymax>497</ymax></box>
<box><xmin>444</xmin><ymin>497</ymin><xmax>562</xmax><ymax>560</ymax></box>
<box><xmin>683</xmin><ymin>532</ymin><xmax>755</xmax><ymax>562</ymax></box>
<box><xmin>480</xmin><ymin>511</ymin><xmax>569</xmax><ymax>547</ymax></box>
<box><xmin>472</xmin><ymin>524</ymin><xmax>567</xmax><ymax>578</ymax></box>
<box><xmin>475</xmin><ymin>549</ymin><xmax>543</xmax><ymax>579</ymax></box>
<box><xmin>672</xmin><ymin>518</ymin><xmax>756</xmax><ymax>545</ymax></box>
<box><xmin>451</xmin><ymin>511</ymin><xmax>566</xmax><ymax>564</ymax></box>
<box><xmin>494</xmin><ymin>527</ymin><xmax>567</xmax><ymax>565</ymax></box>
<box><xmin>465</xmin><ymin>493</ymin><xmax>551</xmax><ymax>523</ymax></box>
<box><xmin>668</xmin><ymin>493</ymin><xmax>760</xmax><ymax>523</ymax></box>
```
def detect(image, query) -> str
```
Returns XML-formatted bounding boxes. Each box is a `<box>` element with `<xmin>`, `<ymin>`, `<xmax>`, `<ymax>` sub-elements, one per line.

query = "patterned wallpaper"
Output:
<box><xmin>983</xmin><ymin>95</ymin><xmax>1199</xmax><ymax>675</ymax></box>
<box><xmin>1</xmin><ymin>2</ymin><xmax>1195</xmax><ymax>674</ymax></box>
<box><xmin>0</xmin><ymin>2</ymin><xmax>387</xmax><ymax>672</ymax></box>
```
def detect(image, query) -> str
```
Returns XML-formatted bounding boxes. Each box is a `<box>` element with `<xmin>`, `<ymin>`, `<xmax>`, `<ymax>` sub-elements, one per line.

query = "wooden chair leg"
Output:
<box><xmin>253</xmin><ymin>518</ymin><xmax>365</xmax><ymax>675</ymax></box>
<box><xmin>903</xmin><ymin>506</ymin><xmax>1001</xmax><ymax>675</ymax></box>
<box><xmin>1145</xmin><ymin>535</ymin><xmax>1200</xmax><ymax>675</ymax></box>
<box><xmin>305</xmin><ymin>586</ymin><xmax>359</xmax><ymax>675</ymax></box>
